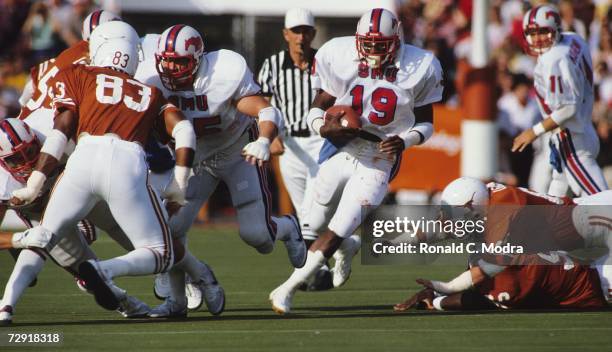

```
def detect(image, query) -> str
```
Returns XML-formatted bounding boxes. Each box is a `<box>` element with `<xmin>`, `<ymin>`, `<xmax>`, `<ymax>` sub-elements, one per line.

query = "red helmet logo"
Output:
<box><xmin>185</xmin><ymin>36</ymin><xmax>202</xmax><ymax>53</ymax></box>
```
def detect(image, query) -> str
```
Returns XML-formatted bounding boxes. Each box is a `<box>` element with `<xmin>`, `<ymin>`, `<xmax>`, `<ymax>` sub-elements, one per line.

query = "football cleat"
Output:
<box><xmin>282</xmin><ymin>215</ymin><xmax>307</xmax><ymax>268</ymax></box>
<box><xmin>153</xmin><ymin>272</ymin><xmax>171</xmax><ymax>300</ymax></box>
<box><xmin>193</xmin><ymin>262</ymin><xmax>225</xmax><ymax>315</ymax></box>
<box><xmin>148</xmin><ymin>298</ymin><xmax>187</xmax><ymax>319</ymax></box>
<box><xmin>78</xmin><ymin>260</ymin><xmax>123</xmax><ymax>310</ymax></box>
<box><xmin>75</xmin><ymin>277</ymin><xmax>92</xmax><ymax>294</ymax></box>
<box><xmin>0</xmin><ymin>305</ymin><xmax>13</xmax><ymax>325</ymax></box>
<box><xmin>269</xmin><ymin>286</ymin><xmax>295</xmax><ymax>315</ymax></box>
<box><xmin>298</xmin><ymin>264</ymin><xmax>334</xmax><ymax>291</ymax></box>
<box><xmin>185</xmin><ymin>280</ymin><xmax>203</xmax><ymax>311</ymax></box>
<box><xmin>117</xmin><ymin>295</ymin><xmax>151</xmax><ymax>318</ymax></box>
<box><xmin>332</xmin><ymin>235</ymin><xmax>361</xmax><ymax>288</ymax></box>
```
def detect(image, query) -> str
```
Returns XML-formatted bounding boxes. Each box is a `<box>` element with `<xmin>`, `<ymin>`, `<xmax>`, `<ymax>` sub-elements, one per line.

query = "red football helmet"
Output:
<box><xmin>355</xmin><ymin>8</ymin><xmax>401</xmax><ymax>69</ymax></box>
<box><xmin>155</xmin><ymin>25</ymin><xmax>204</xmax><ymax>91</ymax></box>
<box><xmin>0</xmin><ymin>118</ymin><xmax>41</xmax><ymax>183</ymax></box>
<box><xmin>522</xmin><ymin>5</ymin><xmax>562</xmax><ymax>55</ymax></box>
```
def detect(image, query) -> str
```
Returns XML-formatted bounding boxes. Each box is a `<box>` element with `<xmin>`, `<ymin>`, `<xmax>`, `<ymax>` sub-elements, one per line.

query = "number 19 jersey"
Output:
<box><xmin>312</xmin><ymin>37</ymin><xmax>443</xmax><ymax>139</ymax></box>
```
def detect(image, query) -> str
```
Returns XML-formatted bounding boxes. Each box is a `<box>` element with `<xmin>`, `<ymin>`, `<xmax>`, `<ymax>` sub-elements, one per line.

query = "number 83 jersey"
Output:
<box><xmin>312</xmin><ymin>36</ymin><xmax>443</xmax><ymax>139</ymax></box>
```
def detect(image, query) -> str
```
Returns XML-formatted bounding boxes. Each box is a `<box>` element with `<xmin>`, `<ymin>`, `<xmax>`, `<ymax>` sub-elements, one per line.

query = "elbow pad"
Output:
<box><xmin>172</xmin><ymin>120</ymin><xmax>196</xmax><ymax>150</ymax></box>
<box><xmin>431</xmin><ymin>270</ymin><xmax>473</xmax><ymax>294</ymax></box>
<box><xmin>40</xmin><ymin>129</ymin><xmax>68</xmax><ymax>160</ymax></box>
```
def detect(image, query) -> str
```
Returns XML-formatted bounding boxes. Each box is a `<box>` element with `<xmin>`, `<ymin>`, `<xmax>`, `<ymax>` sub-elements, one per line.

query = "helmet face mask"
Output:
<box><xmin>0</xmin><ymin>119</ymin><xmax>41</xmax><ymax>184</ymax></box>
<box><xmin>355</xmin><ymin>8</ymin><xmax>401</xmax><ymax>69</ymax></box>
<box><xmin>522</xmin><ymin>5</ymin><xmax>561</xmax><ymax>56</ymax></box>
<box><xmin>155</xmin><ymin>25</ymin><xmax>204</xmax><ymax>91</ymax></box>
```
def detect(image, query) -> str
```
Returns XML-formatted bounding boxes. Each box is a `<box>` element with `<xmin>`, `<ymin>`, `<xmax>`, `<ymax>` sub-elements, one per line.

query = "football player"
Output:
<box><xmin>394</xmin><ymin>252</ymin><xmax>608</xmax><ymax>311</ymax></box>
<box><xmin>10</xmin><ymin>22</ymin><xmax>196</xmax><ymax>314</ymax></box>
<box><xmin>134</xmin><ymin>25</ymin><xmax>307</xmax><ymax>317</ymax></box>
<box><xmin>419</xmin><ymin>177</ymin><xmax>612</xmax><ymax>299</ymax></box>
<box><xmin>0</xmin><ymin>118</ymin><xmax>151</xmax><ymax>324</ymax></box>
<box><xmin>269</xmin><ymin>8</ymin><xmax>444</xmax><ymax>314</ymax></box>
<box><xmin>512</xmin><ymin>4</ymin><xmax>608</xmax><ymax>196</ymax></box>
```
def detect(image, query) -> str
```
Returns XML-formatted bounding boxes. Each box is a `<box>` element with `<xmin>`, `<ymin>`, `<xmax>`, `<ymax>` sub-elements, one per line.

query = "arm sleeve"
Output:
<box><xmin>257</xmin><ymin>57</ymin><xmax>273</xmax><ymax>96</ymax></box>
<box><xmin>233</xmin><ymin>65</ymin><xmax>262</xmax><ymax>100</ymax></box>
<box><xmin>413</xmin><ymin>55</ymin><xmax>444</xmax><ymax>107</ymax></box>
<box><xmin>49</xmin><ymin>68</ymin><xmax>79</xmax><ymax>115</ymax></box>
<box><xmin>311</xmin><ymin>44</ymin><xmax>341</xmax><ymax>98</ymax></box>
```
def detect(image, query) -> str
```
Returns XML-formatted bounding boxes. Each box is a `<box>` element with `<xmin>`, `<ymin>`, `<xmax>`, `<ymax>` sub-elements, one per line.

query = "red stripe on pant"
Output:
<box><xmin>247</xmin><ymin>124</ymin><xmax>277</xmax><ymax>240</ymax></box>
<box><xmin>558</xmin><ymin>131</ymin><xmax>598</xmax><ymax>194</ymax></box>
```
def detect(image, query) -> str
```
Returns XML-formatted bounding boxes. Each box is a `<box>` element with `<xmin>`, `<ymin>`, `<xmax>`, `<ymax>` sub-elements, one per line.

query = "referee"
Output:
<box><xmin>258</xmin><ymin>8</ymin><xmax>331</xmax><ymax>290</ymax></box>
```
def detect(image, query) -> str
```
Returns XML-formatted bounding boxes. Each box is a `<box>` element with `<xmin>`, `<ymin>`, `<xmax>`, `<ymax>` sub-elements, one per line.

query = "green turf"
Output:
<box><xmin>1</xmin><ymin>226</ymin><xmax>611</xmax><ymax>351</ymax></box>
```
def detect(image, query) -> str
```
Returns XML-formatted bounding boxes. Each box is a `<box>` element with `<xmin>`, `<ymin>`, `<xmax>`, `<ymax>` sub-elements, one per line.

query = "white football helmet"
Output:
<box><xmin>355</xmin><ymin>8</ymin><xmax>401</xmax><ymax>69</ymax></box>
<box><xmin>522</xmin><ymin>5</ymin><xmax>562</xmax><ymax>55</ymax></box>
<box><xmin>440</xmin><ymin>177</ymin><xmax>489</xmax><ymax>220</ymax></box>
<box><xmin>0</xmin><ymin>118</ymin><xmax>41</xmax><ymax>183</ymax></box>
<box><xmin>89</xmin><ymin>21</ymin><xmax>140</xmax><ymax>76</ymax></box>
<box><xmin>155</xmin><ymin>25</ymin><xmax>205</xmax><ymax>90</ymax></box>
<box><xmin>81</xmin><ymin>10</ymin><xmax>121</xmax><ymax>41</ymax></box>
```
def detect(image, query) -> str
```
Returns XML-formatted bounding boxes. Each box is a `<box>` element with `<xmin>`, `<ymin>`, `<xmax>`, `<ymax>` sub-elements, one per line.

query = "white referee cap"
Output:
<box><xmin>285</xmin><ymin>8</ymin><xmax>315</xmax><ymax>29</ymax></box>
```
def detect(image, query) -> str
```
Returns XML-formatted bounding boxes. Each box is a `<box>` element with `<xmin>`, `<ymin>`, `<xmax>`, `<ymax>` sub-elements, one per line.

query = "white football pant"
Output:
<box><xmin>41</xmin><ymin>135</ymin><xmax>173</xmax><ymax>276</ymax></box>
<box><xmin>279</xmin><ymin>134</ymin><xmax>324</xmax><ymax>241</ymax></box>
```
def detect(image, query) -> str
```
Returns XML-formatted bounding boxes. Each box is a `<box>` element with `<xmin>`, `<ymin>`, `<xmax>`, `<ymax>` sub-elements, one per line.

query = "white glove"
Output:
<box><xmin>12</xmin><ymin>227</ymin><xmax>54</xmax><ymax>250</ymax></box>
<box><xmin>162</xmin><ymin>165</ymin><xmax>192</xmax><ymax>205</ymax></box>
<box><xmin>242</xmin><ymin>137</ymin><xmax>270</xmax><ymax>165</ymax></box>
<box><xmin>11</xmin><ymin>231</ymin><xmax>27</xmax><ymax>249</ymax></box>
<box><xmin>12</xmin><ymin>171</ymin><xmax>46</xmax><ymax>206</ymax></box>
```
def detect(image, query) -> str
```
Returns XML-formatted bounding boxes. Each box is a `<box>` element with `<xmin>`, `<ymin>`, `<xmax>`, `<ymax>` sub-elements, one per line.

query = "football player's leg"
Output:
<box><xmin>0</xmin><ymin>249</ymin><xmax>45</xmax><ymax>322</ymax></box>
<box><xmin>557</xmin><ymin>130</ymin><xmax>608</xmax><ymax>196</ymax></box>
<box><xmin>571</xmin><ymin>190</ymin><xmax>612</xmax><ymax>249</ymax></box>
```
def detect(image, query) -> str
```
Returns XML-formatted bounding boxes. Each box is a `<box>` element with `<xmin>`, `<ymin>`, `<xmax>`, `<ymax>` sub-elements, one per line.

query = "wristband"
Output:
<box><xmin>532</xmin><ymin>122</ymin><xmax>546</xmax><ymax>137</ymax></box>
<box><xmin>312</xmin><ymin>118</ymin><xmax>324</xmax><ymax>135</ymax></box>
<box><xmin>432</xmin><ymin>296</ymin><xmax>446</xmax><ymax>311</ymax></box>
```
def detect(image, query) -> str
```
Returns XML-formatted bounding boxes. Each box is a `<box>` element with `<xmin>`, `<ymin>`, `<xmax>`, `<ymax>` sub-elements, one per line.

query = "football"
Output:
<box><xmin>325</xmin><ymin>105</ymin><xmax>362</xmax><ymax>129</ymax></box>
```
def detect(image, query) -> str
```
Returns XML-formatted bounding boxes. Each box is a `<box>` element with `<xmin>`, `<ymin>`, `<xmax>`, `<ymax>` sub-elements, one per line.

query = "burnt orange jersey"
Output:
<box><xmin>483</xmin><ymin>183</ymin><xmax>583</xmax><ymax>252</ymax></box>
<box><xmin>19</xmin><ymin>41</ymin><xmax>89</xmax><ymax>119</ymax></box>
<box><xmin>476</xmin><ymin>253</ymin><xmax>607</xmax><ymax>309</ymax></box>
<box><xmin>50</xmin><ymin>65</ymin><xmax>175</xmax><ymax>145</ymax></box>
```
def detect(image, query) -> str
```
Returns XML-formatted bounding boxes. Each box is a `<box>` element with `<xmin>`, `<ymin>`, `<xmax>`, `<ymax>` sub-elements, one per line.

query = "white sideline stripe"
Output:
<box><xmin>65</xmin><ymin>327</ymin><xmax>612</xmax><ymax>335</ymax></box>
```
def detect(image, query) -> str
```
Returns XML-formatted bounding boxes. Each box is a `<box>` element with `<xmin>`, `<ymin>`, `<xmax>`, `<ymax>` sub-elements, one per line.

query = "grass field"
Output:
<box><xmin>1</xmin><ymin>226</ymin><xmax>611</xmax><ymax>351</ymax></box>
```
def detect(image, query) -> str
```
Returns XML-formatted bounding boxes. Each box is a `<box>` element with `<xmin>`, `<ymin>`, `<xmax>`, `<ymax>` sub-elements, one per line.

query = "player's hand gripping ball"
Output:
<box><xmin>321</xmin><ymin>105</ymin><xmax>361</xmax><ymax>144</ymax></box>
<box><xmin>324</xmin><ymin>105</ymin><xmax>362</xmax><ymax>129</ymax></box>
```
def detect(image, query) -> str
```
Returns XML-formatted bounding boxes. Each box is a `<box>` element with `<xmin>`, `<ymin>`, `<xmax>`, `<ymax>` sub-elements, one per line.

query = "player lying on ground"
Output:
<box><xmin>394</xmin><ymin>252</ymin><xmax>608</xmax><ymax>311</ymax></box>
<box><xmin>269</xmin><ymin>8</ymin><xmax>444</xmax><ymax>314</ymax></box>
<box><xmin>408</xmin><ymin>177</ymin><xmax>612</xmax><ymax>301</ymax></box>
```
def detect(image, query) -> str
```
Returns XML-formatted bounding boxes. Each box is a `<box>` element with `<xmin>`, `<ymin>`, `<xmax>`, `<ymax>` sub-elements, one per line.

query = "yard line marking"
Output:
<box><xmin>58</xmin><ymin>327</ymin><xmax>612</xmax><ymax>336</ymax></box>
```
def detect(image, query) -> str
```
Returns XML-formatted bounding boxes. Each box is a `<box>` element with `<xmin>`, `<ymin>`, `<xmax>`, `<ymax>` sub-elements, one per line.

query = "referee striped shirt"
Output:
<box><xmin>258</xmin><ymin>50</ymin><xmax>317</xmax><ymax>137</ymax></box>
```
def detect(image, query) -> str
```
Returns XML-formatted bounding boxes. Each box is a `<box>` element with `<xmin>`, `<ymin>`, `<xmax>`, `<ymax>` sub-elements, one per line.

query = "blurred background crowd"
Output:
<box><xmin>0</xmin><ymin>0</ymin><xmax>610</xmax><ymax>203</ymax></box>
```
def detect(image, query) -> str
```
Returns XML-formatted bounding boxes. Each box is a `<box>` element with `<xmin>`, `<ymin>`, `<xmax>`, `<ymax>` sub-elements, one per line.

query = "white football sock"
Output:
<box><xmin>98</xmin><ymin>248</ymin><xmax>157</xmax><ymax>278</ymax></box>
<box><xmin>168</xmin><ymin>267</ymin><xmax>187</xmax><ymax>306</ymax></box>
<box><xmin>272</xmin><ymin>216</ymin><xmax>294</xmax><ymax>242</ymax></box>
<box><xmin>282</xmin><ymin>250</ymin><xmax>325</xmax><ymax>291</ymax></box>
<box><xmin>1</xmin><ymin>249</ymin><xmax>45</xmax><ymax>307</ymax></box>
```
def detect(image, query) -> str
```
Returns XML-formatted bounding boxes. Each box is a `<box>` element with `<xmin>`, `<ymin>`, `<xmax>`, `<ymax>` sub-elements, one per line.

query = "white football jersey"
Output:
<box><xmin>533</xmin><ymin>32</ymin><xmax>595</xmax><ymax>135</ymax></box>
<box><xmin>313</xmin><ymin>36</ymin><xmax>443</xmax><ymax>139</ymax></box>
<box><xmin>135</xmin><ymin>46</ymin><xmax>261</xmax><ymax>161</ymax></box>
